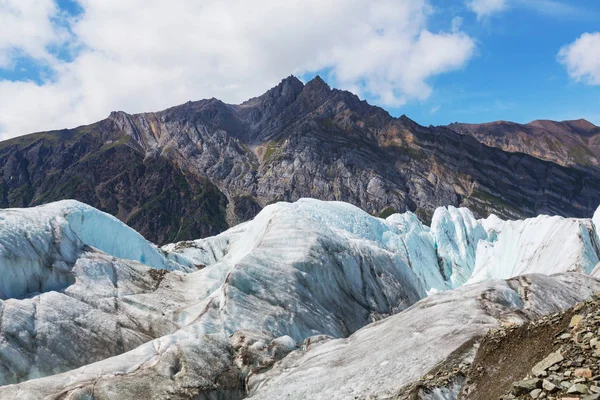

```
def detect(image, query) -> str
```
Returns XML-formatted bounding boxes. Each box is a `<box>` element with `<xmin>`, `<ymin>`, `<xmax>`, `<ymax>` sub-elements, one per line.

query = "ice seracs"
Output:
<box><xmin>468</xmin><ymin>214</ymin><xmax>600</xmax><ymax>284</ymax></box>
<box><xmin>162</xmin><ymin>199</ymin><xmax>443</xmax><ymax>341</ymax></box>
<box><xmin>0</xmin><ymin>199</ymin><xmax>451</xmax><ymax>387</ymax></box>
<box><xmin>0</xmin><ymin>200</ymin><xmax>194</xmax><ymax>300</ymax></box>
<box><xmin>430</xmin><ymin>206</ymin><xmax>488</xmax><ymax>288</ymax></box>
<box><xmin>385</xmin><ymin>211</ymin><xmax>450</xmax><ymax>295</ymax></box>
<box><xmin>1</xmin><ymin>198</ymin><xmax>600</xmax><ymax>398</ymax></box>
<box><xmin>427</xmin><ymin>204</ymin><xmax>600</xmax><ymax>287</ymax></box>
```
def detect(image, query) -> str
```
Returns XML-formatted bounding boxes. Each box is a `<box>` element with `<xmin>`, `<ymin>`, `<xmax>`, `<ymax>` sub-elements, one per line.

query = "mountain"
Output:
<box><xmin>447</xmin><ymin>119</ymin><xmax>600</xmax><ymax>167</ymax></box>
<box><xmin>2</xmin><ymin>76</ymin><xmax>600</xmax><ymax>245</ymax></box>
<box><xmin>0</xmin><ymin>124</ymin><xmax>228</xmax><ymax>246</ymax></box>
<box><xmin>1</xmin><ymin>198</ymin><xmax>600</xmax><ymax>398</ymax></box>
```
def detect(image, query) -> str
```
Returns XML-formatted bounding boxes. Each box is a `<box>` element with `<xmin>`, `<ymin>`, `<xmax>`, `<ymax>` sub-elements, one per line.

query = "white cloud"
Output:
<box><xmin>451</xmin><ymin>16</ymin><xmax>464</xmax><ymax>33</ymax></box>
<box><xmin>0</xmin><ymin>0</ymin><xmax>68</xmax><ymax>67</ymax></box>
<box><xmin>0</xmin><ymin>0</ymin><xmax>475</xmax><ymax>139</ymax></box>
<box><xmin>466</xmin><ymin>0</ymin><xmax>507</xmax><ymax>19</ymax></box>
<box><xmin>558</xmin><ymin>32</ymin><xmax>600</xmax><ymax>85</ymax></box>
<box><xmin>516</xmin><ymin>0</ymin><xmax>590</xmax><ymax>18</ymax></box>
<box><xmin>466</xmin><ymin>0</ymin><xmax>589</xmax><ymax>19</ymax></box>
<box><xmin>430</xmin><ymin>105</ymin><xmax>441</xmax><ymax>113</ymax></box>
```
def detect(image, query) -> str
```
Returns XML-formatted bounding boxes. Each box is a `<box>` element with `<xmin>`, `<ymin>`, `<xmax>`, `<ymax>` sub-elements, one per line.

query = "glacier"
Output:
<box><xmin>246</xmin><ymin>273</ymin><xmax>600</xmax><ymax>400</ymax></box>
<box><xmin>0</xmin><ymin>200</ymin><xmax>195</xmax><ymax>300</ymax></box>
<box><xmin>0</xmin><ymin>198</ymin><xmax>600</xmax><ymax>398</ymax></box>
<box><xmin>468</xmin><ymin>213</ymin><xmax>600</xmax><ymax>284</ymax></box>
<box><xmin>429</xmin><ymin>206</ymin><xmax>488</xmax><ymax>288</ymax></box>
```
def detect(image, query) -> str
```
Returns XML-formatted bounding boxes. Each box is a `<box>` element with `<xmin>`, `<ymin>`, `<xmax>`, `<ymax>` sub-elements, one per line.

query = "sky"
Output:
<box><xmin>0</xmin><ymin>0</ymin><xmax>599</xmax><ymax>140</ymax></box>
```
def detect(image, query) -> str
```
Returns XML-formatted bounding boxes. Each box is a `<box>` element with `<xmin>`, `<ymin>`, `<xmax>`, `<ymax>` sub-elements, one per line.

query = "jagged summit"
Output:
<box><xmin>281</xmin><ymin>74</ymin><xmax>304</xmax><ymax>86</ymax></box>
<box><xmin>3</xmin><ymin>75</ymin><xmax>600</xmax><ymax>245</ymax></box>
<box><xmin>304</xmin><ymin>74</ymin><xmax>330</xmax><ymax>91</ymax></box>
<box><xmin>240</xmin><ymin>75</ymin><xmax>304</xmax><ymax>109</ymax></box>
<box><xmin>108</xmin><ymin>75</ymin><xmax>332</xmax><ymax>122</ymax></box>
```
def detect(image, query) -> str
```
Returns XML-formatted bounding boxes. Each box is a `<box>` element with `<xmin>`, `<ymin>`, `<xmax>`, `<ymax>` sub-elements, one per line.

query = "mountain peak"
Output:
<box><xmin>527</xmin><ymin>118</ymin><xmax>598</xmax><ymax>134</ymax></box>
<box><xmin>267</xmin><ymin>75</ymin><xmax>304</xmax><ymax>99</ymax></box>
<box><xmin>281</xmin><ymin>74</ymin><xmax>303</xmax><ymax>86</ymax></box>
<box><xmin>240</xmin><ymin>75</ymin><xmax>304</xmax><ymax>109</ymax></box>
<box><xmin>564</xmin><ymin>118</ymin><xmax>597</xmax><ymax>132</ymax></box>
<box><xmin>304</xmin><ymin>75</ymin><xmax>330</xmax><ymax>92</ymax></box>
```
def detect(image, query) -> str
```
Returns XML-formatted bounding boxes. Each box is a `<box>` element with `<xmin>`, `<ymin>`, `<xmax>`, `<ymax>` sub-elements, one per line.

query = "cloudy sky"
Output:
<box><xmin>0</xmin><ymin>0</ymin><xmax>598</xmax><ymax>139</ymax></box>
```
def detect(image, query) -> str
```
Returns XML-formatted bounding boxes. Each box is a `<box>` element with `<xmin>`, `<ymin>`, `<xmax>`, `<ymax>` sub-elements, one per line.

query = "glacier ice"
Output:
<box><xmin>468</xmin><ymin>214</ymin><xmax>600</xmax><ymax>284</ymax></box>
<box><xmin>0</xmin><ymin>199</ymin><xmax>453</xmax><ymax>387</ymax></box>
<box><xmin>2</xmin><ymin>273</ymin><xmax>598</xmax><ymax>400</ymax></box>
<box><xmin>156</xmin><ymin>199</ymin><xmax>447</xmax><ymax>341</ymax></box>
<box><xmin>0</xmin><ymin>245</ymin><xmax>213</xmax><ymax>385</ymax></box>
<box><xmin>429</xmin><ymin>206</ymin><xmax>488</xmax><ymax>287</ymax></box>
<box><xmin>246</xmin><ymin>273</ymin><xmax>600</xmax><ymax>400</ymax></box>
<box><xmin>0</xmin><ymin>198</ymin><xmax>600</xmax><ymax>398</ymax></box>
<box><xmin>0</xmin><ymin>200</ymin><xmax>193</xmax><ymax>299</ymax></box>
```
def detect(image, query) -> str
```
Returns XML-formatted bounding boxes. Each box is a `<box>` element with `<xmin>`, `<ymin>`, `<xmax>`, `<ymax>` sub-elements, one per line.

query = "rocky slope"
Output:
<box><xmin>2</xmin><ymin>76</ymin><xmax>600</xmax><ymax>244</ymax></box>
<box><xmin>457</xmin><ymin>291</ymin><xmax>600</xmax><ymax>400</ymax></box>
<box><xmin>2</xmin><ymin>199</ymin><xmax>600</xmax><ymax>398</ymax></box>
<box><xmin>447</xmin><ymin>119</ymin><xmax>600</xmax><ymax>168</ymax></box>
<box><xmin>0</xmin><ymin>124</ymin><xmax>228</xmax><ymax>245</ymax></box>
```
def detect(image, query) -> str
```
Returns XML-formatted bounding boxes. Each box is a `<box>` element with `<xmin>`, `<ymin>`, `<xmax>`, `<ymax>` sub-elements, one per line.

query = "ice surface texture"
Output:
<box><xmin>0</xmin><ymin>200</ymin><xmax>194</xmax><ymax>300</ymax></box>
<box><xmin>1</xmin><ymin>198</ymin><xmax>600</xmax><ymax>398</ymax></box>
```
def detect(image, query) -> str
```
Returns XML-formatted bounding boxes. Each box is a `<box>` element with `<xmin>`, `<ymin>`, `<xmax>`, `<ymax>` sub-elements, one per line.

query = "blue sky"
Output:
<box><xmin>393</xmin><ymin>0</ymin><xmax>600</xmax><ymax>125</ymax></box>
<box><xmin>0</xmin><ymin>0</ymin><xmax>599</xmax><ymax>139</ymax></box>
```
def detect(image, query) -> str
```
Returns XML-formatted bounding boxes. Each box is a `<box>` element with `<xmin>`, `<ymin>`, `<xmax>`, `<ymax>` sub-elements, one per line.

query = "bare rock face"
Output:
<box><xmin>2</xmin><ymin>75</ymin><xmax>600</xmax><ymax>244</ymax></box>
<box><xmin>0</xmin><ymin>124</ymin><xmax>228</xmax><ymax>245</ymax></box>
<box><xmin>447</xmin><ymin>119</ymin><xmax>600</xmax><ymax>167</ymax></box>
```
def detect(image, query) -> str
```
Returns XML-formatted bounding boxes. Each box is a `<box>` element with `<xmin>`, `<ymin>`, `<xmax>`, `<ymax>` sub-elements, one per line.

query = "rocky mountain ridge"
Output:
<box><xmin>2</xmin><ymin>75</ymin><xmax>600</xmax><ymax>244</ymax></box>
<box><xmin>448</xmin><ymin>119</ymin><xmax>600</xmax><ymax>168</ymax></box>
